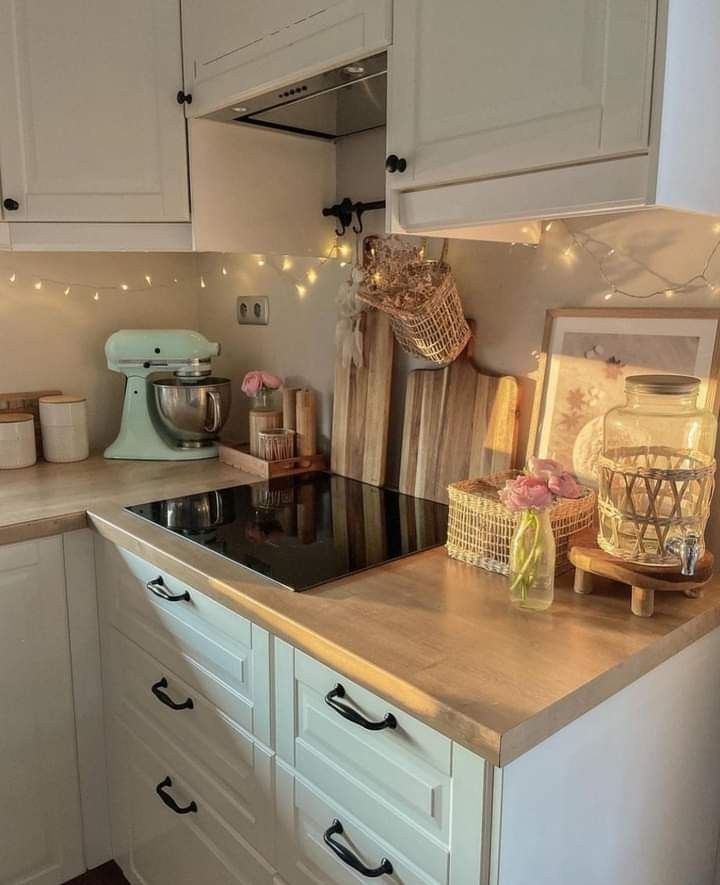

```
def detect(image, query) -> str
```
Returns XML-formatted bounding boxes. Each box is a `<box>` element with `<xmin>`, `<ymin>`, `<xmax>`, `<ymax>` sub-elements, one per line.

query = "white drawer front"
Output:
<box><xmin>98</xmin><ymin>542</ymin><xmax>270</xmax><ymax>743</ymax></box>
<box><xmin>110</xmin><ymin>628</ymin><xmax>272</xmax><ymax>832</ymax></box>
<box><xmin>115</xmin><ymin>718</ymin><xmax>274</xmax><ymax>885</ymax></box>
<box><xmin>277</xmin><ymin>649</ymin><xmax>452</xmax><ymax>846</ymax></box>
<box><xmin>275</xmin><ymin>763</ymin><xmax>446</xmax><ymax>885</ymax></box>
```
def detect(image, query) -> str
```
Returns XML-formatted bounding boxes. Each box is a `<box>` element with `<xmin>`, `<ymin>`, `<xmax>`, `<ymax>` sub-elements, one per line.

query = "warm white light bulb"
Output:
<box><xmin>64</xmin><ymin>286</ymin><xmax>70</xmax><ymax>296</ymax></box>
<box><xmin>34</xmin><ymin>280</ymin><xmax>42</xmax><ymax>290</ymax></box>
<box><xmin>256</xmin><ymin>256</ymin><xmax>266</xmax><ymax>267</ymax></box>
<box><xmin>222</xmin><ymin>266</ymin><xmax>228</xmax><ymax>276</ymax></box>
<box><xmin>339</xmin><ymin>261</ymin><xmax>348</xmax><ymax>268</ymax></box>
<box><xmin>94</xmin><ymin>291</ymin><xmax>100</xmax><ymax>301</ymax></box>
<box><xmin>282</xmin><ymin>257</ymin><xmax>292</xmax><ymax>272</ymax></box>
<box><xmin>200</xmin><ymin>276</ymin><xmax>206</xmax><ymax>289</ymax></box>
<box><xmin>307</xmin><ymin>268</ymin><xmax>317</xmax><ymax>284</ymax></box>
<box><xmin>9</xmin><ymin>272</ymin><xmax>16</xmax><ymax>283</ymax></box>
<box><xmin>545</xmin><ymin>222</ymin><xmax>554</xmax><ymax>232</ymax></box>
<box><xmin>604</xmin><ymin>292</ymin><xmax>613</xmax><ymax>301</ymax></box>
<box><xmin>120</xmin><ymin>283</ymin><xmax>129</xmax><ymax>291</ymax></box>
<box><xmin>665</xmin><ymin>288</ymin><xmax>675</xmax><ymax>298</ymax></box>
<box><xmin>296</xmin><ymin>284</ymin><xmax>307</xmax><ymax>298</ymax></box>
<box><xmin>145</xmin><ymin>275</ymin><xmax>152</xmax><ymax>286</ymax></box>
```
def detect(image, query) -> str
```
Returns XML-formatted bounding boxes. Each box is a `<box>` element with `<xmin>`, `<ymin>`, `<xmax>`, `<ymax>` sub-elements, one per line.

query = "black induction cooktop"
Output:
<box><xmin>126</xmin><ymin>472</ymin><xmax>449</xmax><ymax>591</ymax></box>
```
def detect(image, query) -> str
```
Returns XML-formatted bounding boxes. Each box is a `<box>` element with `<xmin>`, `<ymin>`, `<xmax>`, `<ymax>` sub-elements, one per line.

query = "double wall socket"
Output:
<box><xmin>236</xmin><ymin>295</ymin><xmax>269</xmax><ymax>325</ymax></box>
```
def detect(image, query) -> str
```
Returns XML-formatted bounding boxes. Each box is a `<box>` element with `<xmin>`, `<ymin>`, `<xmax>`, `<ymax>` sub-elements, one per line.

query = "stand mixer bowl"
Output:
<box><xmin>153</xmin><ymin>377</ymin><xmax>231</xmax><ymax>448</ymax></box>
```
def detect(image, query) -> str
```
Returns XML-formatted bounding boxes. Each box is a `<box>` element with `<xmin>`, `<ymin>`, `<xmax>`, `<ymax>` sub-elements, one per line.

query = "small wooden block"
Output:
<box><xmin>573</xmin><ymin>568</ymin><xmax>594</xmax><ymax>595</ymax></box>
<box><xmin>631</xmin><ymin>587</ymin><xmax>655</xmax><ymax>618</ymax></box>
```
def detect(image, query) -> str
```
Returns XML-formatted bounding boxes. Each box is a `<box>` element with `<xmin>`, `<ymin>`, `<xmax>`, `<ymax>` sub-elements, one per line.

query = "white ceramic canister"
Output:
<box><xmin>0</xmin><ymin>412</ymin><xmax>37</xmax><ymax>469</ymax></box>
<box><xmin>39</xmin><ymin>395</ymin><xmax>89</xmax><ymax>463</ymax></box>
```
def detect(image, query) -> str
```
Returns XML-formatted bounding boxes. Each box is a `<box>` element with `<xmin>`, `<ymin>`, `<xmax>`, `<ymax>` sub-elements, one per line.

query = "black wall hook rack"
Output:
<box><xmin>322</xmin><ymin>197</ymin><xmax>386</xmax><ymax>237</ymax></box>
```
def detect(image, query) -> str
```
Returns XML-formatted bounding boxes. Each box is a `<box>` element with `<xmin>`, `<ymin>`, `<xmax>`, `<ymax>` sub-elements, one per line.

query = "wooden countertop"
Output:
<box><xmin>4</xmin><ymin>455</ymin><xmax>720</xmax><ymax>766</ymax></box>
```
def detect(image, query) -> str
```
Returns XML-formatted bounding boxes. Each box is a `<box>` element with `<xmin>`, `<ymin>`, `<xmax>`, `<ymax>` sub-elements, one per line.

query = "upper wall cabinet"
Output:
<box><xmin>0</xmin><ymin>0</ymin><xmax>190</xmax><ymax>223</ymax></box>
<box><xmin>387</xmin><ymin>0</ymin><xmax>720</xmax><ymax>234</ymax></box>
<box><xmin>181</xmin><ymin>0</ymin><xmax>392</xmax><ymax>118</ymax></box>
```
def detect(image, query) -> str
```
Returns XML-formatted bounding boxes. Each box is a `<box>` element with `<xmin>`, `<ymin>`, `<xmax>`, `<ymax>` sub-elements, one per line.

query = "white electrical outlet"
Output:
<box><xmin>236</xmin><ymin>295</ymin><xmax>269</xmax><ymax>325</ymax></box>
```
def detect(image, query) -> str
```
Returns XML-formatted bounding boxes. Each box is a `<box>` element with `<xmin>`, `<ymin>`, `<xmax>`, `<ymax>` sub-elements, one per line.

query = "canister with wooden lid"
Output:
<box><xmin>39</xmin><ymin>395</ymin><xmax>89</xmax><ymax>463</ymax></box>
<box><xmin>0</xmin><ymin>412</ymin><xmax>37</xmax><ymax>468</ymax></box>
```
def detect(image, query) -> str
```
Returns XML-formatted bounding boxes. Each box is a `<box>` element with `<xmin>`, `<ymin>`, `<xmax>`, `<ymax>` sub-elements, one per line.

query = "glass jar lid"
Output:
<box><xmin>625</xmin><ymin>374</ymin><xmax>700</xmax><ymax>395</ymax></box>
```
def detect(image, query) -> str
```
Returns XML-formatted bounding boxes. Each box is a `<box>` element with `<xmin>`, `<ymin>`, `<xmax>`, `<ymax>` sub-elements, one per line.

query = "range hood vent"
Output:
<box><xmin>208</xmin><ymin>52</ymin><xmax>387</xmax><ymax>140</ymax></box>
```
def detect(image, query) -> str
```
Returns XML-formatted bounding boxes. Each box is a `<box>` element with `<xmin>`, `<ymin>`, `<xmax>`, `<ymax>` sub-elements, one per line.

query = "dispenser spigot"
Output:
<box><xmin>667</xmin><ymin>534</ymin><xmax>701</xmax><ymax>576</ymax></box>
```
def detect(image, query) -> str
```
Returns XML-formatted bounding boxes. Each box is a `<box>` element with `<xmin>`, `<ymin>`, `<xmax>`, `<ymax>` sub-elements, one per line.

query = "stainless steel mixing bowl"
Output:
<box><xmin>153</xmin><ymin>377</ymin><xmax>232</xmax><ymax>447</ymax></box>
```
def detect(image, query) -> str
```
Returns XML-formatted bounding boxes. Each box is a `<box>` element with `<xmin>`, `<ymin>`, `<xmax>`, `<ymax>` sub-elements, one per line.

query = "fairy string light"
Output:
<box><xmin>552</xmin><ymin>220</ymin><xmax>720</xmax><ymax>301</ymax></box>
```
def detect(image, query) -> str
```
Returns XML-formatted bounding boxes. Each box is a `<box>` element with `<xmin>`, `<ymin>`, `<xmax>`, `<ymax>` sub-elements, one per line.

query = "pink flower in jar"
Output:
<box><xmin>499</xmin><ymin>475</ymin><xmax>553</xmax><ymax>512</ymax></box>
<box><xmin>527</xmin><ymin>457</ymin><xmax>564</xmax><ymax>480</ymax></box>
<box><xmin>241</xmin><ymin>370</ymin><xmax>283</xmax><ymax>397</ymax></box>
<box><xmin>548</xmin><ymin>471</ymin><xmax>582</xmax><ymax>499</ymax></box>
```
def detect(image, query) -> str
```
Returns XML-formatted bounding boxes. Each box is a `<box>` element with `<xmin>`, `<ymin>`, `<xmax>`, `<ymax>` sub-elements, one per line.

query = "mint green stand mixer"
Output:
<box><xmin>104</xmin><ymin>330</ymin><xmax>231</xmax><ymax>461</ymax></box>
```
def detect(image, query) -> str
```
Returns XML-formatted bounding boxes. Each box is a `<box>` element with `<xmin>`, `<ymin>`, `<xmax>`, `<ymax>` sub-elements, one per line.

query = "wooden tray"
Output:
<box><xmin>218</xmin><ymin>442</ymin><xmax>327</xmax><ymax>479</ymax></box>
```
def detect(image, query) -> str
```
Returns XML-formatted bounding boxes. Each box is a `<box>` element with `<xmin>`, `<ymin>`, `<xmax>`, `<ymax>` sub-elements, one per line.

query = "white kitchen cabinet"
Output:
<box><xmin>0</xmin><ymin>536</ymin><xmax>84</xmax><ymax>885</ymax></box>
<box><xmin>387</xmin><ymin>0</ymin><xmax>720</xmax><ymax>234</ymax></box>
<box><xmin>181</xmin><ymin>0</ymin><xmax>392</xmax><ymax>118</ymax></box>
<box><xmin>0</xmin><ymin>0</ymin><xmax>190</xmax><ymax>223</ymax></box>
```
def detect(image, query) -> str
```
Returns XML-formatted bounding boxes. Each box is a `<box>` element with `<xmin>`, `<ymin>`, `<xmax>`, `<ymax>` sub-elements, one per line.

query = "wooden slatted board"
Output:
<box><xmin>0</xmin><ymin>389</ymin><xmax>62</xmax><ymax>460</ymax></box>
<box><xmin>331</xmin><ymin>310</ymin><xmax>394</xmax><ymax>487</ymax></box>
<box><xmin>399</xmin><ymin>348</ymin><xmax>519</xmax><ymax>504</ymax></box>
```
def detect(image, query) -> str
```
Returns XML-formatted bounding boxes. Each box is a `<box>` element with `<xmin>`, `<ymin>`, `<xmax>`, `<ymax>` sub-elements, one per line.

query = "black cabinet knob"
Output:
<box><xmin>385</xmin><ymin>154</ymin><xmax>407</xmax><ymax>174</ymax></box>
<box><xmin>176</xmin><ymin>90</ymin><xmax>193</xmax><ymax>105</ymax></box>
<box><xmin>3</xmin><ymin>198</ymin><xmax>19</xmax><ymax>211</ymax></box>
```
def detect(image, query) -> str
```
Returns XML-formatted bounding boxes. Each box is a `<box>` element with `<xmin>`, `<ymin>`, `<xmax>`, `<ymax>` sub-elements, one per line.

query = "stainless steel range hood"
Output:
<box><xmin>207</xmin><ymin>52</ymin><xmax>386</xmax><ymax>140</ymax></box>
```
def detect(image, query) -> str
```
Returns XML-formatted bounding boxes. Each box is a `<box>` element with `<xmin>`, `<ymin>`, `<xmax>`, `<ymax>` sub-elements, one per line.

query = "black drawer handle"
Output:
<box><xmin>146</xmin><ymin>575</ymin><xmax>190</xmax><ymax>602</ymax></box>
<box><xmin>385</xmin><ymin>154</ymin><xmax>407</xmax><ymax>174</ymax></box>
<box><xmin>323</xmin><ymin>819</ymin><xmax>393</xmax><ymax>878</ymax></box>
<box><xmin>3</xmin><ymin>197</ymin><xmax>19</xmax><ymax>211</ymax></box>
<box><xmin>155</xmin><ymin>776</ymin><xmax>197</xmax><ymax>815</ymax></box>
<box><xmin>325</xmin><ymin>684</ymin><xmax>396</xmax><ymax>731</ymax></box>
<box><xmin>151</xmin><ymin>677</ymin><xmax>194</xmax><ymax>711</ymax></box>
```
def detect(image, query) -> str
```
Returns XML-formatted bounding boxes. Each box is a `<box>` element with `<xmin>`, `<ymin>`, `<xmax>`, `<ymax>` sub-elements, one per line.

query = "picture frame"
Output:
<box><xmin>528</xmin><ymin>308</ymin><xmax>720</xmax><ymax>486</ymax></box>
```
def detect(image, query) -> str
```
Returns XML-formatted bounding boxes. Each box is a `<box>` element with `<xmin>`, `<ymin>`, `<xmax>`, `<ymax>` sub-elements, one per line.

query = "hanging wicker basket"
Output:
<box><xmin>447</xmin><ymin>472</ymin><xmax>596</xmax><ymax>575</ymax></box>
<box><xmin>358</xmin><ymin>236</ymin><xmax>471</xmax><ymax>364</ymax></box>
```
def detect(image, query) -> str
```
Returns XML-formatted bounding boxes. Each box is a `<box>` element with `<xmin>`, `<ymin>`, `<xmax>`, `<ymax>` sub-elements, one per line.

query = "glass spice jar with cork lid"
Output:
<box><xmin>597</xmin><ymin>375</ymin><xmax>717</xmax><ymax>572</ymax></box>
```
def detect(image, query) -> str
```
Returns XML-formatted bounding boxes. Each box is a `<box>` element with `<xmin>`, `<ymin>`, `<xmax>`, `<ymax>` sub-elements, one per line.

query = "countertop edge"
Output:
<box><xmin>0</xmin><ymin>511</ymin><xmax>88</xmax><ymax>545</ymax></box>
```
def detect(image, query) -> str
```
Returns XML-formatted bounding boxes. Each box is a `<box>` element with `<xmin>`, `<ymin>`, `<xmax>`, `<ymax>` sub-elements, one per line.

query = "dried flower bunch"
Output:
<box><xmin>241</xmin><ymin>370</ymin><xmax>283</xmax><ymax>397</ymax></box>
<box><xmin>358</xmin><ymin>235</ymin><xmax>446</xmax><ymax>315</ymax></box>
<box><xmin>499</xmin><ymin>458</ymin><xmax>583</xmax><ymax>512</ymax></box>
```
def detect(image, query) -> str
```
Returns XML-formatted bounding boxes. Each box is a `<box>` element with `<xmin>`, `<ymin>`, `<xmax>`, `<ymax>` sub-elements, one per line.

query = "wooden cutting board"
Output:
<box><xmin>331</xmin><ymin>309</ymin><xmax>394</xmax><ymax>487</ymax></box>
<box><xmin>399</xmin><ymin>347</ymin><xmax>519</xmax><ymax>504</ymax></box>
<box><xmin>0</xmin><ymin>389</ymin><xmax>62</xmax><ymax>460</ymax></box>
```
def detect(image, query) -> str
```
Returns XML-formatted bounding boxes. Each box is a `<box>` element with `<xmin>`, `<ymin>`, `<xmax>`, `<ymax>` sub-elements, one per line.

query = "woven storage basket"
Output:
<box><xmin>597</xmin><ymin>446</ymin><xmax>716</xmax><ymax>565</ymax></box>
<box><xmin>358</xmin><ymin>236</ymin><xmax>471</xmax><ymax>364</ymax></box>
<box><xmin>447</xmin><ymin>471</ymin><xmax>596</xmax><ymax>575</ymax></box>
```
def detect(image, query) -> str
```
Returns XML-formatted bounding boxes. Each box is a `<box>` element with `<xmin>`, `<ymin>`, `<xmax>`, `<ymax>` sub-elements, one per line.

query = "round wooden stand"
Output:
<box><xmin>569</xmin><ymin>529</ymin><xmax>713</xmax><ymax>617</ymax></box>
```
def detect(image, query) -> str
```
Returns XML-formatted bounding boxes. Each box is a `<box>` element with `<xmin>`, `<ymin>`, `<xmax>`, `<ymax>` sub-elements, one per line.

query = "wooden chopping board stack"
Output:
<box><xmin>398</xmin><ymin>337</ymin><xmax>519</xmax><ymax>504</ymax></box>
<box><xmin>331</xmin><ymin>309</ymin><xmax>394</xmax><ymax>487</ymax></box>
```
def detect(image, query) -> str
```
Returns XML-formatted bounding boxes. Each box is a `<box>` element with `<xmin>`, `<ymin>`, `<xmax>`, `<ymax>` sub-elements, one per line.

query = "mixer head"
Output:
<box><xmin>105</xmin><ymin>330</ymin><xmax>221</xmax><ymax>379</ymax></box>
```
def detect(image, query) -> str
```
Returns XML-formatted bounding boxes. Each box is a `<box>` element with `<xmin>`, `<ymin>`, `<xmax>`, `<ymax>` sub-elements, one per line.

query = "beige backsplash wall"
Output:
<box><xmin>0</xmin><ymin>253</ymin><xmax>200</xmax><ymax>449</ymax></box>
<box><xmin>198</xmin><ymin>208</ymin><xmax>720</xmax><ymax>487</ymax></box>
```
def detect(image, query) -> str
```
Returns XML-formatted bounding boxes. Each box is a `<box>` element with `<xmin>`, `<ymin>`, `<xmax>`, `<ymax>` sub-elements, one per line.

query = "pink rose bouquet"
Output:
<box><xmin>241</xmin><ymin>370</ymin><xmax>283</xmax><ymax>398</ymax></box>
<box><xmin>499</xmin><ymin>460</ymin><xmax>584</xmax><ymax>611</ymax></box>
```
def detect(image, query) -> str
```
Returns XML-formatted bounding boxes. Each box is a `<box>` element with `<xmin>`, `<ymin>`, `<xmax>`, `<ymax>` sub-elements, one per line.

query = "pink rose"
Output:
<box><xmin>241</xmin><ymin>370</ymin><xmax>283</xmax><ymax>397</ymax></box>
<box><xmin>499</xmin><ymin>475</ymin><xmax>553</xmax><ymax>512</ymax></box>
<box><xmin>260</xmin><ymin>371</ymin><xmax>283</xmax><ymax>389</ymax></box>
<box><xmin>548</xmin><ymin>471</ymin><xmax>582</xmax><ymax>499</ymax></box>
<box><xmin>527</xmin><ymin>457</ymin><xmax>564</xmax><ymax>480</ymax></box>
<box><xmin>241</xmin><ymin>371</ymin><xmax>263</xmax><ymax>397</ymax></box>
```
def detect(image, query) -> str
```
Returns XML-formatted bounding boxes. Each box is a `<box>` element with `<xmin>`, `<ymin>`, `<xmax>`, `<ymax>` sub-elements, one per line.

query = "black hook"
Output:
<box><xmin>322</xmin><ymin>198</ymin><xmax>386</xmax><ymax>238</ymax></box>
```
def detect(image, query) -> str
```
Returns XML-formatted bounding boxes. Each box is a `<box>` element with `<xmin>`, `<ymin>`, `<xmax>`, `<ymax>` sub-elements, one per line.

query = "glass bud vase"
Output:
<box><xmin>250</xmin><ymin>388</ymin><xmax>276</xmax><ymax>412</ymax></box>
<box><xmin>509</xmin><ymin>508</ymin><xmax>555</xmax><ymax>611</ymax></box>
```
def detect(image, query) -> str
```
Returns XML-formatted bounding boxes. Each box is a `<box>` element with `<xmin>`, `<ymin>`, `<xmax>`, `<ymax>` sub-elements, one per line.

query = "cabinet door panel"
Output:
<box><xmin>0</xmin><ymin>537</ymin><xmax>84</xmax><ymax>885</ymax></box>
<box><xmin>0</xmin><ymin>0</ymin><xmax>189</xmax><ymax>221</ymax></box>
<box><xmin>388</xmin><ymin>0</ymin><xmax>657</xmax><ymax>189</ymax></box>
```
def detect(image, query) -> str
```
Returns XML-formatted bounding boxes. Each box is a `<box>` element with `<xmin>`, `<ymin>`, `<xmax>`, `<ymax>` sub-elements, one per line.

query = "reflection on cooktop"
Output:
<box><xmin>126</xmin><ymin>472</ymin><xmax>449</xmax><ymax>591</ymax></box>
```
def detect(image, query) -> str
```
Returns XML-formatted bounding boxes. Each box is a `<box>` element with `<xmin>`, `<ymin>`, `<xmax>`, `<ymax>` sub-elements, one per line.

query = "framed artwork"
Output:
<box><xmin>529</xmin><ymin>309</ymin><xmax>720</xmax><ymax>486</ymax></box>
